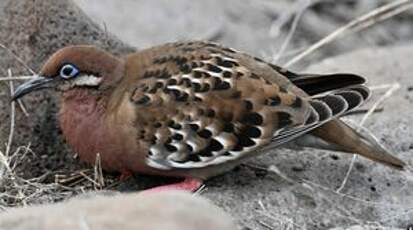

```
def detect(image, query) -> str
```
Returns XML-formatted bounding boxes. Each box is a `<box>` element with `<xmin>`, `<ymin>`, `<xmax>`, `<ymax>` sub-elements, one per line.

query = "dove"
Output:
<box><xmin>12</xmin><ymin>41</ymin><xmax>405</xmax><ymax>192</ymax></box>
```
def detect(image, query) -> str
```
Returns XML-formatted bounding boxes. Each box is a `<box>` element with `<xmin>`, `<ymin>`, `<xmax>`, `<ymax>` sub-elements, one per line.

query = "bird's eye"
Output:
<box><xmin>60</xmin><ymin>64</ymin><xmax>79</xmax><ymax>79</ymax></box>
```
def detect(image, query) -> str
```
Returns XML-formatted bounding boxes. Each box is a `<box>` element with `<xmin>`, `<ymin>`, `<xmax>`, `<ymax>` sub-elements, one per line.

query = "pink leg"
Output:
<box><xmin>119</xmin><ymin>170</ymin><xmax>133</xmax><ymax>181</ymax></box>
<box><xmin>140</xmin><ymin>178</ymin><xmax>204</xmax><ymax>194</ymax></box>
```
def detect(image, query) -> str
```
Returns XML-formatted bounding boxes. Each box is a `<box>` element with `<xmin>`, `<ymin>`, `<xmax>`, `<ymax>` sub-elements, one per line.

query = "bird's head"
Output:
<box><xmin>12</xmin><ymin>45</ymin><xmax>123</xmax><ymax>101</ymax></box>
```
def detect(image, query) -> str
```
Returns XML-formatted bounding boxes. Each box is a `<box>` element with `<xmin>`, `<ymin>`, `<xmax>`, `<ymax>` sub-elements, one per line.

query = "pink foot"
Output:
<box><xmin>140</xmin><ymin>178</ymin><xmax>204</xmax><ymax>194</ymax></box>
<box><xmin>119</xmin><ymin>170</ymin><xmax>133</xmax><ymax>181</ymax></box>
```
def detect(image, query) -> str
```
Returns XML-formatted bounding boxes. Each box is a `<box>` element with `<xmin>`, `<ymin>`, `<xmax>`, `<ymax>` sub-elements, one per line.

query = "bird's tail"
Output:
<box><xmin>309</xmin><ymin>119</ymin><xmax>406</xmax><ymax>170</ymax></box>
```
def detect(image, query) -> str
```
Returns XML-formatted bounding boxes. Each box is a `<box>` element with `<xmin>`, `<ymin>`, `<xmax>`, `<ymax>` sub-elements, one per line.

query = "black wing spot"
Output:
<box><xmin>179</xmin><ymin>64</ymin><xmax>191</xmax><ymax>74</ymax></box>
<box><xmin>191</xmin><ymin>62</ymin><xmax>198</xmax><ymax>68</ymax></box>
<box><xmin>172</xmin><ymin>133</ymin><xmax>184</xmax><ymax>141</ymax></box>
<box><xmin>291</xmin><ymin>96</ymin><xmax>303</xmax><ymax>108</ymax></box>
<box><xmin>244</xmin><ymin>100</ymin><xmax>253</xmax><ymax>111</ymax></box>
<box><xmin>143</xmin><ymin>71</ymin><xmax>153</xmax><ymax>79</ymax></box>
<box><xmin>267</xmin><ymin>96</ymin><xmax>281</xmax><ymax>106</ymax></box>
<box><xmin>167</xmin><ymin>78</ymin><xmax>177</xmax><ymax>85</ymax></box>
<box><xmin>208</xmin><ymin>139</ymin><xmax>224</xmax><ymax>152</ymax></box>
<box><xmin>189</xmin><ymin>123</ymin><xmax>200</xmax><ymax>132</ymax></box>
<box><xmin>135</xmin><ymin>95</ymin><xmax>151</xmax><ymax>105</ymax></box>
<box><xmin>278</xmin><ymin>112</ymin><xmax>292</xmax><ymax>127</ymax></box>
<box><xmin>168</xmin><ymin>120</ymin><xmax>182</xmax><ymax>130</ymax></box>
<box><xmin>206</xmin><ymin>109</ymin><xmax>216</xmax><ymax>118</ymax></box>
<box><xmin>179</xmin><ymin>78</ymin><xmax>192</xmax><ymax>87</ymax></box>
<box><xmin>235</xmin><ymin>133</ymin><xmax>256</xmax><ymax>148</ymax></box>
<box><xmin>279</xmin><ymin>87</ymin><xmax>288</xmax><ymax>93</ymax></box>
<box><xmin>153</xmin><ymin>56</ymin><xmax>168</xmax><ymax>64</ymax></box>
<box><xmin>141</xmin><ymin>85</ymin><xmax>149</xmax><ymax>92</ymax></box>
<box><xmin>165</xmin><ymin>143</ymin><xmax>178</xmax><ymax>152</ymax></box>
<box><xmin>223</xmin><ymin>123</ymin><xmax>235</xmax><ymax>133</ymax></box>
<box><xmin>207</xmin><ymin>64</ymin><xmax>222</xmax><ymax>73</ymax></box>
<box><xmin>212</xmin><ymin>77</ymin><xmax>222</xmax><ymax>88</ymax></box>
<box><xmin>244</xmin><ymin>126</ymin><xmax>261</xmax><ymax>138</ymax></box>
<box><xmin>192</xmin><ymin>82</ymin><xmax>202</xmax><ymax>92</ymax></box>
<box><xmin>242</xmin><ymin>112</ymin><xmax>263</xmax><ymax>125</ymax></box>
<box><xmin>232</xmin><ymin>142</ymin><xmax>244</xmax><ymax>152</ymax></box>
<box><xmin>223</xmin><ymin>71</ymin><xmax>232</xmax><ymax>78</ymax></box>
<box><xmin>250</xmin><ymin>73</ymin><xmax>260</xmax><ymax>79</ymax></box>
<box><xmin>153</xmin><ymin>122</ymin><xmax>162</xmax><ymax>128</ymax></box>
<box><xmin>197</xmin><ymin>83</ymin><xmax>211</xmax><ymax>93</ymax></box>
<box><xmin>164</xmin><ymin>87</ymin><xmax>188</xmax><ymax>102</ymax></box>
<box><xmin>222</xmin><ymin>152</ymin><xmax>232</xmax><ymax>157</ymax></box>
<box><xmin>186</xmin><ymin>144</ymin><xmax>194</xmax><ymax>152</ymax></box>
<box><xmin>198</xmin><ymin>129</ymin><xmax>212</xmax><ymax>138</ymax></box>
<box><xmin>187</xmin><ymin>154</ymin><xmax>202</xmax><ymax>162</ymax></box>
<box><xmin>157</xmin><ymin>69</ymin><xmax>171</xmax><ymax>79</ymax></box>
<box><xmin>176</xmin><ymin>92</ymin><xmax>189</xmax><ymax>102</ymax></box>
<box><xmin>164</xmin><ymin>88</ymin><xmax>179</xmax><ymax>97</ymax></box>
<box><xmin>148</xmin><ymin>82</ymin><xmax>164</xmax><ymax>93</ymax></box>
<box><xmin>213</xmin><ymin>79</ymin><xmax>231</xmax><ymax>90</ymax></box>
<box><xmin>216</xmin><ymin>57</ymin><xmax>238</xmax><ymax>68</ymax></box>
<box><xmin>174</xmin><ymin>56</ymin><xmax>188</xmax><ymax>66</ymax></box>
<box><xmin>197</xmin><ymin>109</ymin><xmax>205</xmax><ymax>116</ymax></box>
<box><xmin>193</xmin><ymin>71</ymin><xmax>204</xmax><ymax>79</ymax></box>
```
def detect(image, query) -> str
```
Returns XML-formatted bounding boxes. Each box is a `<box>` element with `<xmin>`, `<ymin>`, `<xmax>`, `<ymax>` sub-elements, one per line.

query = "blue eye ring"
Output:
<box><xmin>60</xmin><ymin>64</ymin><xmax>79</xmax><ymax>79</ymax></box>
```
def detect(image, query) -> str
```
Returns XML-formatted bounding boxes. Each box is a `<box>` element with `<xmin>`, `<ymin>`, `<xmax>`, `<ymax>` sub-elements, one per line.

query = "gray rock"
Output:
<box><xmin>0</xmin><ymin>0</ymin><xmax>135</xmax><ymax>179</ymax></box>
<box><xmin>0</xmin><ymin>191</ymin><xmax>236</xmax><ymax>230</ymax></box>
<box><xmin>74</xmin><ymin>0</ymin><xmax>291</xmax><ymax>57</ymax></box>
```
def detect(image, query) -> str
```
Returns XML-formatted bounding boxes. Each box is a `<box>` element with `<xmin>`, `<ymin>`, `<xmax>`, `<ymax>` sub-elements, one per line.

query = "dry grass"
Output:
<box><xmin>0</xmin><ymin>70</ymin><xmax>120</xmax><ymax>209</ymax></box>
<box><xmin>285</xmin><ymin>0</ymin><xmax>413</xmax><ymax>67</ymax></box>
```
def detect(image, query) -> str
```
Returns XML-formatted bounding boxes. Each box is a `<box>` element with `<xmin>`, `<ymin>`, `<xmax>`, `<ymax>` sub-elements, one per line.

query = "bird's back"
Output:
<box><xmin>103</xmin><ymin>41</ymin><xmax>406</xmax><ymax>179</ymax></box>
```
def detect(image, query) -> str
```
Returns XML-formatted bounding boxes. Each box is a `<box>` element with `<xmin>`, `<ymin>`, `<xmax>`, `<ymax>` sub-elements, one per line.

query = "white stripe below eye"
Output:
<box><xmin>73</xmin><ymin>75</ymin><xmax>102</xmax><ymax>86</ymax></box>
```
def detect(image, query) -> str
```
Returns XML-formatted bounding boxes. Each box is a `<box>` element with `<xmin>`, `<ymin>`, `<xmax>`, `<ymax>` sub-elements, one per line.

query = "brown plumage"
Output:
<box><xmin>12</xmin><ymin>41</ymin><xmax>405</xmax><ymax>190</ymax></box>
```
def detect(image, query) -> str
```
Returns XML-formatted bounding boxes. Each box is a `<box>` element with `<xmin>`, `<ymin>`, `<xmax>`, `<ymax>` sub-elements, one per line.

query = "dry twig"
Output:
<box><xmin>336</xmin><ymin>83</ymin><xmax>401</xmax><ymax>193</ymax></box>
<box><xmin>285</xmin><ymin>0</ymin><xmax>413</xmax><ymax>67</ymax></box>
<box><xmin>0</xmin><ymin>76</ymin><xmax>35</xmax><ymax>81</ymax></box>
<box><xmin>94</xmin><ymin>153</ymin><xmax>105</xmax><ymax>189</ymax></box>
<box><xmin>0</xmin><ymin>43</ymin><xmax>36</xmax><ymax>75</ymax></box>
<box><xmin>5</xmin><ymin>69</ymin><xmax>16</xmax><ymax>158</ymax></box>
<box><xmin>272</xmin><ymin>0</ymin><xmax>313</xmax><ymax>63</ymax></box>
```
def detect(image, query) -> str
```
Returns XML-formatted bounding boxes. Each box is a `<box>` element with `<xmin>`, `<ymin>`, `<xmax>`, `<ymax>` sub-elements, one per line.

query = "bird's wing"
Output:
<box><xmin>126</xmin><ymin>41</ymin><xmax>369</xmax><ymax>170</ymax></box>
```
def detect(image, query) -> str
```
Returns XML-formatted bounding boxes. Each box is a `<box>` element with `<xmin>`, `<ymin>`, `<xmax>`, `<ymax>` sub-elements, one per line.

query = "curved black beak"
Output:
<box><xmin>11</xmin><ymin>76</ymin><xmax>56</xmax><ymax>101</ymax></box>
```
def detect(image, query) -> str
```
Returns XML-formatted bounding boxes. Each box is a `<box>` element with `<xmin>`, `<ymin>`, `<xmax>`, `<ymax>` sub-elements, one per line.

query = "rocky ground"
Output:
<box><xmin>1</xmin><ymin>1</ymin><xmax>413</xmax><ymax>230</ymax></box>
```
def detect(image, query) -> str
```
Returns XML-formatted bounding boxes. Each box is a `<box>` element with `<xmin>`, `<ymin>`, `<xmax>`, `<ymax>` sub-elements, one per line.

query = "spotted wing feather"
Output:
<box><xmin>128</xmin><ymin>41</ymin><xmax>370</xmax><ymax>170</ymax></box>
